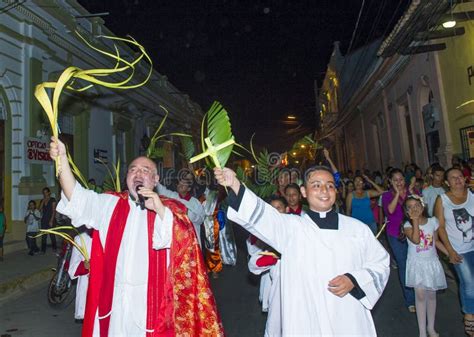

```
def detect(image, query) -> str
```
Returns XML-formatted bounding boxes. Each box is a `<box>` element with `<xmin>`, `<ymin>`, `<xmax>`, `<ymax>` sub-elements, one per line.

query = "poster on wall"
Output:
<box><xmin>25</xmin><ymin>137</ymin><xmax>53</xmax><ymax>164</ymax></box>
<box><xmin>468</xmin><ymin>130</ymin><xmax>474</xmax><ymax>158</ymax></box>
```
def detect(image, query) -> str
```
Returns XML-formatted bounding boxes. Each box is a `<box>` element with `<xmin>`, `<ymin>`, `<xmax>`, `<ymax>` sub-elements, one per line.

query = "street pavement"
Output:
<box><xmin>0</xmin><ymin>226</ymin><xmax>467</xmax><ymax>337</ymax></box>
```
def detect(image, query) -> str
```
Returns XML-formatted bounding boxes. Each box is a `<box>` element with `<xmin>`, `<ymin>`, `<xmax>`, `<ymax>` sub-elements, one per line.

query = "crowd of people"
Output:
<box><xmin>245</xmin><ymin>151</ymin><xmax>474</xmax><ymax>337</ymax></box>
<box><xmin>7</xmin><ymin>137</ymin><xmax>470</xmax><ymax>337</ymax></box>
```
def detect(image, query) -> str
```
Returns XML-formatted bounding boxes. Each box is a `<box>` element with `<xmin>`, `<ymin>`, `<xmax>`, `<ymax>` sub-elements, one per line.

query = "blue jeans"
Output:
<box><xmin>387</xmin><ymin>234</ymin><xmax>415</xmax><ymax>307</ymax></box>
<box><xmin>453</xmin><ymin>250</ymin><xmax>474</xmax><ymax>314</ymax></box>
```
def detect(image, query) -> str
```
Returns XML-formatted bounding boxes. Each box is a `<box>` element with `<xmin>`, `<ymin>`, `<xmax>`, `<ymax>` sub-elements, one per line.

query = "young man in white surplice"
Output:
<box><xmin>214</xmin><ymin>165</ymin><xmax>390</xmax><ymax>337</ymax></box>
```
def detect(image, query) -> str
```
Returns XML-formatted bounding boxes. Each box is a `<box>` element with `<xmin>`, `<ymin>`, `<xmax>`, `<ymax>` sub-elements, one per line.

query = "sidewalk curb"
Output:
<box><xmin>0</xmin><ymin>268</ymin><xmax>53</xmax><ymax>304</ymax></box>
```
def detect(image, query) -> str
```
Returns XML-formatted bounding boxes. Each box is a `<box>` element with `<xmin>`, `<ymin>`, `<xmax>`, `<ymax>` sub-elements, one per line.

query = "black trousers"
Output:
<box><xmin>26</xmin><ymin>232</ymin><xmax>39</xmax><ymax>253</ymax></box>
<box><xmin>40</xmin><ymin>223</ymin><xmax>57</xmax><ymax>252</ymax></box>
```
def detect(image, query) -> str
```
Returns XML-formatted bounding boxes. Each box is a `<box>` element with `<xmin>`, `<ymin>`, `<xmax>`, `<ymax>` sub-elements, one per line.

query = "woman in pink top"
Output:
<box><xmin>381</xmin><ymin>168</ymin><xmax>416</xmax><ymax>312</ymax></box>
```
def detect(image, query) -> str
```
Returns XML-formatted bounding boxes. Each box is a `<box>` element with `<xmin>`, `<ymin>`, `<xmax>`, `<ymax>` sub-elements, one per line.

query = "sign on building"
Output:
<box><xmin>25</xmin><ymin>137</ymin><xmax>53</xmax><ymax>163</ymax></box>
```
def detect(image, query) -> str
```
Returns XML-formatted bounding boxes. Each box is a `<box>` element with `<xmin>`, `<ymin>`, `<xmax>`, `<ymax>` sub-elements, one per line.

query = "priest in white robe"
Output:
<box><xmin>50</xmin><ymin>138</ymin><xmax>223</xmax><ymax>337</ymax></box>
<box><xmin>214</xmin><ymin>166</ymin><xmax>390</xmax><ymax>337</ymax></box>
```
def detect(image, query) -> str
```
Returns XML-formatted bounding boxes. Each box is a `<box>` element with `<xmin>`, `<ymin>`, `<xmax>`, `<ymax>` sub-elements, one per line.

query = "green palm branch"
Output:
<box><xmin>96</xmin><ymin>158</ymin><xmax>121</xmax><ymax>192</ymax></box>
<box><xmin>190</xmin><ymin>101</ymin><xmax>235</xmax><ymax>168</ymax></box>
<box><xmin>180</xmin><ymin>136</ymin><xmax>195</xmax><ymax>161</ymax></box>
<box><xmin>67</xmin><ymin>152</ymin><xmax>89</xmax><ymax>188</ymax></box>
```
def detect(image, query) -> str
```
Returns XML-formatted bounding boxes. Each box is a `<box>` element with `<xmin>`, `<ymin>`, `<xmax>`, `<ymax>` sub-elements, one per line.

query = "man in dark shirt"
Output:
<box><xmin>39</xmin><ymin>187</ymin><xmax>57</xmax><ymax>253</ymax></box>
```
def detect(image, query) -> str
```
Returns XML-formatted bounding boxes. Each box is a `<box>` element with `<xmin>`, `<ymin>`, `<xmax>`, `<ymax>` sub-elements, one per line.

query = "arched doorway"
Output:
<box><xmin>421</xmin><ymin>89</ymin><xmax>441</xmax><ymax>164</ymax></box>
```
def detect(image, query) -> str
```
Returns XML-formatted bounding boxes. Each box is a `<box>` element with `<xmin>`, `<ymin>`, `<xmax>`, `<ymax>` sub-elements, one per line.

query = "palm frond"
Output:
<box><xmin>96</xmin><ymin>158</ymin><xmax>121</xmax><ymax>192</ymax></box>
<box><xmin>190</xmin><ymin>101</ymin><xmax>236</xmax><ymax>169</ymax></box>
<box><xmin>32</xmin><ymin>226</ymin><xmax>89</xmax><ymax>261</ymax></box>
<box><xmin>146</xmin><ymin>105</ymin><xmax>192</xmax><ymax>158</ymax></box>
<box><xmin>206</xmin><ymin>101</ymin><xmax>234</xmax><ymax>167</ymax></box>
<box><xmin>181</xmin><ymin>136</ymin><xmax>195</xmax><ymax>161</ymax></box>
<box><xmin>67</xmin><ymin>152</ymin><xmax>89</xmax><ymax>188</ymax></box>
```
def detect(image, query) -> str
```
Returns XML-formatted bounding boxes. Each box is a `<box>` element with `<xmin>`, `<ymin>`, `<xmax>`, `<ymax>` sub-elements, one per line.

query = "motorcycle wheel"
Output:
<box><xmin>46</xmin><ymin>271</ymin><xmax>77</xmax><ymax>310</ymax></box>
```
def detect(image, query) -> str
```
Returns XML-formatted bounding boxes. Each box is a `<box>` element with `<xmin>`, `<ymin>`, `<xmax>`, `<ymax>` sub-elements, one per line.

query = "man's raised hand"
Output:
<box><xmin>49</xmin><ymin>136</ymin><xmax>67</xmax><ymax>159</ymax></box>
<box><xmin>137</xmin><ymin>187</ymin><xmax>166</xmax><ymax>219</ymax></box>
<box><xmin>213</xmin><ymin>167</ymin><xmax>241</xmax><ymax>194</ymax></box>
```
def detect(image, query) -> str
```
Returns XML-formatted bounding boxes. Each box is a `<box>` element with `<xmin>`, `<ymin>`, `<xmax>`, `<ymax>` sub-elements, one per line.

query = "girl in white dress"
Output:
<box><xmin>403</xmin><ymin>195</ymin><xmax>449</xmax><ymax>337</ymax></box>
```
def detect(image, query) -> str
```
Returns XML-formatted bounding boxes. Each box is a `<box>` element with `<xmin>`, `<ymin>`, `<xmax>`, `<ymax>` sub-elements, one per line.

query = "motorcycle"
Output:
<box><xmin>46</xmin><ymin>216</ymin><xmax>77</xmax><ymax>309</ymax></box>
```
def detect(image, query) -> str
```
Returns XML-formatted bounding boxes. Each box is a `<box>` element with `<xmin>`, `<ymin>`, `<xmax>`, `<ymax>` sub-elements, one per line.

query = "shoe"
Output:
<box><xmin>28</xmin><ymin>251</ymin><xmax>34</xmax><ymax>256</ymax></box>
<box><xmin>428</xmin><ymin>332</ymin><xmax>439</xmax><ymax>337</ymax></box>
<box><xmin>408</xmin><ymin>305</ymin><xmax>416</xmax><ymax>313</ymax></box>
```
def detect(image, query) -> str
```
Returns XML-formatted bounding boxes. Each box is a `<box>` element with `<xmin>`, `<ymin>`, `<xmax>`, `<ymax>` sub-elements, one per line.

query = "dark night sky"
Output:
<box><xmin>77</xmin><ymin>0</ymin><xmax>409</xmax><ymax>150</ymax></box>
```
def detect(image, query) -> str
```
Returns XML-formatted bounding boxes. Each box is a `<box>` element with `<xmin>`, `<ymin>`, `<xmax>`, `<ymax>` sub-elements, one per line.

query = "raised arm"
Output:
<box><xmin>403</xmin><ymin>221</ymin><xmax>420</xmax><ymax>245</ymax></box>
<box><xmin>323</xmin><ymin>148</ymin><xmax>338</xmax><ymax>173</ymax></box>
<box><xmin>214</xmin><ymin>167</ymin><xmax>295</xmax><ymax>253</ymax></box>
<box><xmin>363</xmin><ymin>174</ymin><xmax>385</xmax><ymax>197</ymax></box>
<box><xmin>49</xmin><ymin>137</ymin><xmax>76</xmax><ymax>200</ymax></box>
<box><xmin>386</xmin><ymin>188</ymin><xmax>400</xmax><ymax>215</ymax></box>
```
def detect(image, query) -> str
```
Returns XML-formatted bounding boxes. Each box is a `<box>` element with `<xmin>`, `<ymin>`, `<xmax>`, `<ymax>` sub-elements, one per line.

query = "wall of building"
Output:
<box><xmin>437</xmin><ymin>15</ymin><xmax>474</xmax><ymax>160</ymax></box>
<box><xmin>0</xmin><ymin>0</ymin><xmax>202</xmax><ymax>253</ymax></box>
<box><xmin>342</xmin><ymin>51</ymin><xmax>450</xmax><ymax>173</ymax></box>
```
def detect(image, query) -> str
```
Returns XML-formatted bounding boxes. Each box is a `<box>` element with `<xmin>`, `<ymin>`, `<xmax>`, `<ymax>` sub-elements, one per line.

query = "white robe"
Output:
<box><xmin>157</xmin><ymin>183</ymin><xmax>205</xmax><ymax>246</ymax></box>
<box><xmin>68</xmin><ymin>233</ymin><xmax>92</xmax><ymax>320</ymax></box>
<box><xmin>57</xmin><ymin>183</ymin><xmax>173</xmax><ymax>337</ymax></box>
<box><xmin>246</xmin><ymin>238</ymin><xmax>282</xmax><ymax>337</ymax></box>
<box><xmin>228</xmin><ymin>188</ymin><xmax>390</xmax><ymax>337</ymax></box>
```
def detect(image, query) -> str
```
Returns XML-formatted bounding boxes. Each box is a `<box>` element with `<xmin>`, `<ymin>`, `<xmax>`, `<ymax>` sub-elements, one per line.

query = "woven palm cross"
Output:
<box><xmin>189</xmin><ymin>137</ymin><xmax>235</xmax><ymax>168</ymax></box>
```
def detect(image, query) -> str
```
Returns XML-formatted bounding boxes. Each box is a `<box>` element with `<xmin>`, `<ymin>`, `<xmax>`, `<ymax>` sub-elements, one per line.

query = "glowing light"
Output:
<box><xmin>292</xmin><ymin>151</ymin><xmax>297</xmax><ymax>156</ymax></box>
<box><xmin>300</xmin><ymin>144</ymin><xmax>306</xmax><ymax>149</ymax></box>
<box><xmin>295</xmin><ymin>160</ymin><xmax>300</xmax><ymax>164</ymax></box>
<box><xmin>287</xmin><ymin>115</ymin><xmax>296</xmax><ymax>120</ymax></box>
<box><xmin>442</xmin><ymin>20</ymin><xmax>456</xmax><ymax>28</ymax></box>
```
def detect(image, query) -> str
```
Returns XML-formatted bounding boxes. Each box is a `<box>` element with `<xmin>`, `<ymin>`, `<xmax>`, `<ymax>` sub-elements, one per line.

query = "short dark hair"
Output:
<box><xmin>303</xmin><ymin>165</ymin><xmax>334</xmax><ymax>186</ymax></box>
<box><xmin>388</xmin><ymin>168</ymin><xmax>404</xmax><ymax>179</ymax></box>
<box><xmin>42</xmin><ymin>187</ymin><xmax>50</xmax><ymax>193</ymax></box>
<box><xmin>269</xmin><ymin>195</ymin><xmax>288</xmax><ymax>207</ymax></box>
<box><xmin>284</xmin><ymin>183</ymin><xmax>301</xmax><ymax>194</ymax></box>
<box><xmin>431</xmin><ymin>165</ymin><xmax>445</xmax><ymax>175</ymax></box>
<box><xmin>28</xmin><ymin>200</ymin><xmax>36</xmax><ymax>206</ymax></box>
<box><xmin>444</xmin><ymin>166</ymin><xmax>463</xmax><ymax>181</ymax></box>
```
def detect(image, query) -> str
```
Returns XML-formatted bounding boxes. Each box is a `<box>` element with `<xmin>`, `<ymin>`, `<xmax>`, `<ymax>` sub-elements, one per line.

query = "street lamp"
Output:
<box><xmin>442</xmin><ymin>1</ymin><xmax>456</xmax><ymax>28</ymax></box>
<box><xmin>442</xmin><ymin>20</ymin><xmax>456</xmax><ymax>28</ymax></box>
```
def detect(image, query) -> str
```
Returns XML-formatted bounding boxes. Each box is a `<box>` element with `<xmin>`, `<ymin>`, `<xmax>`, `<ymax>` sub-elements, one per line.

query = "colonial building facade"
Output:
<box><xmin>319</xmin><ymin>0</ymin><xmax>473</xmax><ymax>173</ymax></box>
<box><xmin>0</xmin><ymin>0</ymin><xmax>202</xmax><ymax>252</ymax></box>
